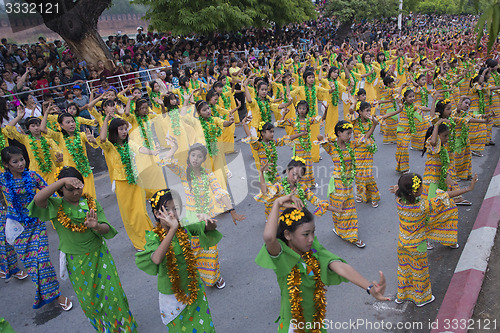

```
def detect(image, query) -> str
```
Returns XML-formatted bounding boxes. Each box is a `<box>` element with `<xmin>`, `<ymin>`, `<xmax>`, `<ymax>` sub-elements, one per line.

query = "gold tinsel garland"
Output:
<box><xmin>153</xmin><ymin>223</ymin><xmax>199</xmax><ymax>305</ymax></box>
<box><xmin>57</xmin><ymin>194</ymin><xmax>96</xmax><ymax>233</ymax></box>
<box><xmin>287</xmin><ymin>251</ymin><xmax>326</xmax><ymax>333</ymax></box>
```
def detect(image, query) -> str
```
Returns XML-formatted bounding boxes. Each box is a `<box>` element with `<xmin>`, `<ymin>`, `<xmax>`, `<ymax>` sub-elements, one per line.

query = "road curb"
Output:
<box><xmin>431</xmin><ymin>159</ymin><xmax>500</xmax><ymax>333</ymax></box>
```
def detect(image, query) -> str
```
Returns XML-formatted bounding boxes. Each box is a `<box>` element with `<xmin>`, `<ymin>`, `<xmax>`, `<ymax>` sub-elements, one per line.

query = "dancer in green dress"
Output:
<box><xmin>136</xmin><ymin>189</ymin><xmax>222</xmax><ymax>332</ymax></box>
<box><xmin>28</xmin><ymin>166</ymin><xmax>138</xmax><ymax>333</ymax></box>
<box><xmin>256</xmin><ymin>193</ymin><xmax>390</xmax><ymax>332</ymax></box>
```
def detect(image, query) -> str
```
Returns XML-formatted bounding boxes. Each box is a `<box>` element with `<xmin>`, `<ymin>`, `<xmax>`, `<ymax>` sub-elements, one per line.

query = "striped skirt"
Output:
<box><xmin>354</xmin><ymin>151</ymin><xmax>380</xmax><ymax>203</ymax></box>
<box><xmin>469</xmin><ymin>122</ymin><xmax>487</xmax><ymax>152</ymax></box>
<box><xmin>0</xmin><ymin>208</ymin><xmax>20</xmax><ymax>279</ymax></box>
<box><xmin>454</xmin><ymin>145</ymin><xmax>472</xmax><ymax>180</ymax></box>
<box><xmin>295</xmin><ymin>143</ymin><xmax>315</xmax><ymax>188</ymax></box>
<box><xmin>491</xmin><ymin>94</ymin><xmax>500</xmax><ymax>126</ymax></box>
<box><xmin>190</xmin><ymin>237</ymin><xmax>220</xmax><ymax>287</ymax></box>
<box><xmin>411</xmin><ymin>118</ymin><xmax>430</xmax><ymax>151</ymax></box>
<box><xmin>396</xmin><ymin>246</ymin><xmax>433</xmax><ymax>305</ymax></box>
<box><xmin>14</xmin><ymin>220</ymin><xmax>60</xmax><ymax>308</ymax></box>
<box><xmin>396</xmin><ymin>131</ymin><xmax>411</xmax><ymax>173</ymax></box>
<box><xmin>67</xmin><ymin>242</ymin><xmax>138</xmax><ymax>332</ymax></box>
<box><xmin>383</xmin><ymin>115</ymin><xmax>398</xmax><ymax>143</ymax></box>
<box><xmin>426</xmin><ymin>198</ymin><xmax>458</xmax><ymax>246</ymax></box>
<box><xmin>329</xmin><ymin>178</ymin><xmax>359</xmax><ymax>243</ymax></box>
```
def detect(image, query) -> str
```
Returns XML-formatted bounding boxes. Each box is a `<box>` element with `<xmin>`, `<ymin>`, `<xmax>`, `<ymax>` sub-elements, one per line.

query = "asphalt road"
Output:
<box><xmin>1</xmin><ymin>111</ymin><xmax>498</xmax><ymax>333</ymax></box>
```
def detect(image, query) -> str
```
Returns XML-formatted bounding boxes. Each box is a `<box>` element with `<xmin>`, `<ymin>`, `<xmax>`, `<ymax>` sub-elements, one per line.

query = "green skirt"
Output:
<box><xmin>67</xmin><ymin>242</ymin><xmax>138</xmax><ymax>332</ymax></box>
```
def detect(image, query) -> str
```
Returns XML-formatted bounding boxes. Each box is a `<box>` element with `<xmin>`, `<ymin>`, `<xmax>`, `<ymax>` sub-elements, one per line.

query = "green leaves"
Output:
<box><xmin>134</xmin><ymin>0</ymin><xmax>316</xmax><ymax>35</ymax></box>
<box><xmin>474</xmin><ymin>0</ymin><xmax>500</xmax><ymax>52</ymax></box>
<box><xmin>325</xmin><ymin>0</ymin><xmax>399</xmax><ymax>23</ymax></box>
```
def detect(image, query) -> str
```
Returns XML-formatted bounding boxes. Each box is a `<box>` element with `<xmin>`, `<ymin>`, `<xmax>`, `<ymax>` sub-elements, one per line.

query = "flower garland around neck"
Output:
<box><xmin>136</xmin><ymin>114</ymin><xmax>154</xmax><ymax>149</ymax></box>
<box><xmin>363</xmin><ymin>63</ymin><xmax>376</xmax><ymax>83</ymax></box>
<box><xmin>64</xmin><ymin>133</ymin><xmax>92</xmax><ymax>177</ymax></box>
<box><xmin>29</xmin><ymin>134</ymin><xmax>52</xmax><ymax>173</ymax></box>
<box><xmin>4</xmin><ymin>171</ymin><xmax>38</xmax><ymax>225</ymax></box>
<box><xmin>439</xmin><ymin>77</ymin><xmax>450</xmax><ymax>99</ymax></box>
<box><xmin>189</xmin><ymin>168</ymin><xmax>211</xmax><ymax>215</ymax></box>
<box><xmin>348</xmin><ymin>70</ymin><xmax>359</xmax><ymax>95</ymax></box>
<box><xmin>404</xmin><ymin>103</ymin><xmax>417</xmax><ymax>134</ymax></box>
<box><xmin>0</xmin><ymin>131</ymin><xmax>6</xmax><ymax>152</ymax></box>
<box><xmin>282</xmin><ymin>84</ymin><xmax>290</xmax><ymax>103</ymax></box>
<box><xmin>210</xmin><ymin>104</ymin><xmax>227</xmax><ymax>121</ymax></box>
<box><xmin>478</xmin><ymin>89</ymin><xmax>485</xmax><ymax>114</ymax></box>
<box><xmin>262</xmin><ymin>140</ymin><xmax>278</xmax><ymax>183</ymax></box>
<box><xmin>447</xmin><ymin>117</ymin><xmax>457</xmax><ymax>153</ymax></box>
<box><xmin>397</xmin><ymin>57</ymin><xmax>405</xmax><ymax>75</ymax></box>
<box><xmin>328</xmin><ymin>78</ymin><xmax>339</xmax><ymax>106</ymax></box>
<box><xmin>153</xmin><ymin>223</ymin><xmax>199</xmax><ymax>305</ymax></box>
<box><xmin>179</xmin><ymin>86</ymin><xmax>190</xmax><ymax>104</ymax></box>
<box><xmin>438</xmin><ymin>145</ymin><xmax>450</xmax><ymax>191</ymax></box>
<box><xmin>357</xmin><ymin>118</ymin><xmax>377</xmax><ymax>154</ymax></box>
<box><xmin>114</xmin><ymin>141</ymin><xmax>137</xmax><ymax>184</ymax></box>
<box><xmin>199</xmin><ymin>116</ymin><xmax>221</xmax><ymax>157</ymax></box>
<box><xmin>150</xmin><ymin>90</ymin><xmax>161</xmax><ymax>108</ymax></box>
<box><xmin>420</xmin><ymin>86</ymin><xmax>429</xmax><ymax>107</ymax></box>
<box><xmin>74</xmin><ymin>117</ymin><xmax>81</xmax><ymax>133</ymax></box>
<box><xmin>304</xmin><ymin>85</ymin><xmax>317</xmax><ymax>117</ymax></box>
<box><xmin>288</xmin><ymin>250</ymin><xmax>326</xmax><ymax>333</ymax></box>
<box><xmin>57</xmin><ymin>194</ymin><xmax>96</xmax><ymax>232</ymax></box>
<box><xmin>191</xmin><ymin>79</ymin><xmax>200</xmax><ymax>90</ymax></box>
<box><xmin>296</xmin><ymin>117</ymin><xmax>312</xmax><ymax>152</ymax></box>
<box><xmin>220</xmin><ymin>93</ymin><xmax>231</xmax><ymax>109</ymax></box>
<box><xmin>333</xmin><ymin>141</ymin><xmax>356</xmax><ymax>186</ymax></box>
<box><xmin>457</xmin><ymin>111</ymin><xmax>469</xmax><ymax>151</ymax></box>
<box><xmin>282</xmin><ymin>177</ymin><xmax>307</xmax><ymax>207</ymax></box>
<box><xmin>256</xmin><ymin>97</ymin><xmax>272</xmax><ymax>124</ymax></box>
<box><xmin>168</xmin><ymin>108</ymin><xmax>181</xmax><ymax>136</ymax></box>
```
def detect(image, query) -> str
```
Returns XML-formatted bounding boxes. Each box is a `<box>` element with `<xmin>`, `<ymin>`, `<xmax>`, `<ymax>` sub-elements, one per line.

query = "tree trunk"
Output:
<box><xmin>63</xmin><ymin>28</ymin><xmax>114</xmax><ymax>69</ymax></box>
<box><xmin>335</xmin><ymin>20</ymin><xmax>352</xmax><ymax>45</ymax></box>
<box><xmin>26</xmin><ymin>0</ymin><xmax>114</xmax><ymax>70</ymax></box>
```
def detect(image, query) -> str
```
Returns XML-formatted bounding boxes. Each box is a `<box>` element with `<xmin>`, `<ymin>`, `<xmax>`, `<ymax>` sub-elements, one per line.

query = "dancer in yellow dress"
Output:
<box><xmin>40</xmin><ymin>109</ymin><xmax>98</xmax><ymax>197</ymax></box>
<box><xmin>98</xmin><ymin>115</ymin><xmax>153</xmax><ymax>250</ymax></box>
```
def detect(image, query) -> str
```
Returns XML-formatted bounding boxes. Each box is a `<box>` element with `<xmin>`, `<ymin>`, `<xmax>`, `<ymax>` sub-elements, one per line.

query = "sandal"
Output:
<box><xmin>427</xmin><ymin>242</ymin><xmax>434</xmax><ymax>250</ymax></box>
<box><xmin>355</xmin><ymin>196</ymin><xmax>362</xmax><ymax>203</ymax></box>
<box><xmin>58</xmin><ymin>296</ymin><xmax>73</xmax><ymax>311</ymax></box>
<box><xmin>332</xmin><ymin>227</ymin><xmax>339</xmax><ymax>237</ymax></box>
<box><xmin>12</xmin><ymin>270</ymin><xmax>28</xmax><ymax>280</ymax></box>
<box><xmin>449</xmin><ymin>244</ymin><xmax>460</xmax><ymax>249</ymax></box>
<box><xmin>395</xmin><ymin>298</ymin><xmax>404</xmax><ymax>304</ymax></box>
<box><xmin>455</xmin><ymin>199</ymin><xmax>472</xmax><ymax>206</ymax></box>
<box><xmin>354</xmin><ymin>240</ymin><xmax>366</xmax><ymax>248</ymax></box>
<box><xmin>371</xmin><ymin>201</ymin><xmax>379</xmax><ymax>208</ymax></box>
<box><xmin>215</xmin><ymin>277</ymin><xmax>225</xmax><ymax>289</ymax></box>
<box><xmin>471</xmin><ymin>151</ymin><xmax>483</xmax><ymax>157</ymax></box>
<box><xmin>416</xmin><ymin>295</ymin><xmax>435</xmax><ymax>307</ymax></box>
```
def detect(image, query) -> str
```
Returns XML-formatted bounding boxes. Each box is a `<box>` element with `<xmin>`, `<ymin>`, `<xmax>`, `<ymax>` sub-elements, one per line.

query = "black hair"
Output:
<box><xmin>361</xmin><ymin>52</ymin><xmax>371</xmax><ymax>64</ymax></box>
<box><xmin>186</xmin><ymin>143</ymin><xmax>208</xmax><ymax>191</ymax></box>
<box><xmin>302</xmin><ymin>70</ymin><xmax>315</xmax><ymax>82</ymax></box>
<box><xmin>107</xmin><ymin>118</ymin><xmax>129</xmax><ymax>144</ymax></box>
<box><xmin>179</xmin><ymin>76</ymin><xmax>189</xmax><ymax>87</ymax></box>
<box><xmin>195</xmin><ymin>100</ymin><xmax>209</xmax><ymax>116</ymax></box>
<box><xmin>102</xmin><ymin>99</ymin><xmax>115</xmax><ymax>109</ymax></box>
<box><xmin>205</xmin><ymin>89</ymin><xmax>219</xmax><ymax>103</ymax></box>
<box><xmin>435</xmin><ymin>99</ymin><xmax>451</xmax><ymax>118</ymax></box>
<box><xmin>135</xmin><ymin>98</ymin><xmax>149</xmax><ymax>114</ymax></box>
<box><xmin>26</xmin><ymin>116</ymin><xmax>41</xmax><ymax>128</ymax></box>
<box><xmin>1</xmin><ymin>146</ymin><xmax>24</xmax><ymax>166</ymax></box>
<box><xmin>150</xmin><ymin>188</ymin><xmax>183</xmax><ymax>221</ymax></box>
<box><xmin>422</xmin><ymin>123</ymin><xmax>449</xmax><ymax>156</ymax></box>
<box><xmin>162</xmin><ymin>92</ymin><xmax>178</xmax><ymax>111</ymax></box>
<box><xmin>57</xmin><ymin>112</ymin><xmax>76</xmax><ymax>136</ymax></box>
<box><xmin>56</xmin><ymin>166</ymin><xmax>85</xmax><ymax>196</ymax></box>
<box><xmin>356</xmin><ymin>88</ymin><xmax>366</xmax><ymax>96</ymax></box>
<box><xmin>149</xmin><ymin>80</ymin><xmax>159</xmax><ymax>90</ymax></box>
<box><xmin>356</xmin><ymin>101</ymin><xmax>371</xmax><ymax>113</ymax></box>
<box><xmin>257</xmin><ymin>122</ymin><xmax>274</xmax><ymax>141</ymax></box>
<box><xmin>213</xmin><ymin>81</ymin><xmax>224</xmax><ymax>89</ymax></box>
<box><xmin>334</xmin><ymin>120</ymin><xmax>353</xmax><ymax>136</ymax></box>
<box><xmin>256</xmin><ymin>80</ymin><xmax>269</xmax><ymax>93</ymax></box>
<box><xmin>403</xmin><ymin>89</ymin><xmax>414</xmax><ymax>101</ymax></box>
<box><xmin>470</xmin><ymin>68</ymin><xmax>487</xmax><ymax>88</ymax></box>
<box><xmin>395</xmin><ymin>173</ymin><xmax>423</xmax><ymax>204</ymax></box>
<box><xmin>383</xmin><ymin>75</ymin><xmax>394</xmax><ymax>86</ymax></box>
<box><xmin>283</xmin><ymin>158</ymin><xmax>306</xmax><ymax>175</ymax></box>
<box><xmin>295</xmin><ymin>100</ymin><xmax>309</xmax><ymax>115</ymax></box>
<box><xmin>66</xmin><ymin>102</ymin><xmax>79</xmax><ymax>114</ymax></box>
<box><xmin>277</xmin><ymin>207</ymin><xmax>314</xmax><ymax>243</ymax></box>
<box><xmin>328</xmin><ymin>66</ymin><xmax>339</xmax><ymax>79</ymax></box>
<box><xmin>416</xmin><ymin>73</ymin><xmax>426</xmax><ymax>82</ymax></box>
